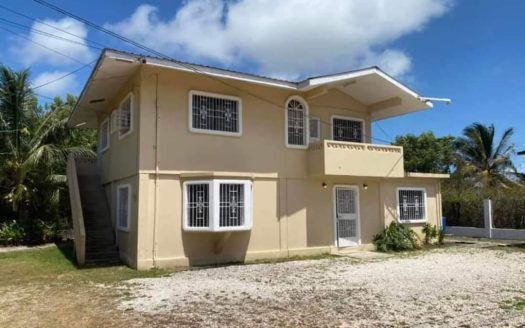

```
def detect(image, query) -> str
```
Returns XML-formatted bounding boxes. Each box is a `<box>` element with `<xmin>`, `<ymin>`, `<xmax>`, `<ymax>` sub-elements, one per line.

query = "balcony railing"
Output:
<box><xmin>308</xmin><ymin>140</ymin><xmax>404</xmax><ymax>177</ymax></box>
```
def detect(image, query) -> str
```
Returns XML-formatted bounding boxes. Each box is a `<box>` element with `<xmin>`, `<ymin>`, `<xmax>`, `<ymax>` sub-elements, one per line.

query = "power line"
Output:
<box><xmin>32</xmin><ymin>60</ymin><xmax>97</xmax><ymax>90</ymax></box>
<box><xmin>0</xmin><ymin>3</ymin><xmax>107</xmax><ymax>49</ymax></box>
<box><xmin>32</xmin><ymin>0</ymin><xmax>393</xmax><ymax>144</ymax></box>
<box><xmin>0</xmin><ymin>25</ymin><xmax>86</xmax><ymax>65</ymax></box>
<box><xmin>0</xmin><ymin>16</ymin><xmax>102</xmax><ymax>50</ymax></box>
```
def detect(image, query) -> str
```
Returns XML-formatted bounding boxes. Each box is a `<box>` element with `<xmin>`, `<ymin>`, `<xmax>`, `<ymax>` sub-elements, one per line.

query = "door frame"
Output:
<box><xmin>332</xmin><ymin>184</ymin><xmax>361</xmax><ymax>247</ymax></box>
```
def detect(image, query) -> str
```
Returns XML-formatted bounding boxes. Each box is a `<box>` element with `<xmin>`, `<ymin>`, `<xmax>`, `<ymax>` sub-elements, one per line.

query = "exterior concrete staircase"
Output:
<box><xmin>76</xmin><ymin>172</ymin><xmax>120</xmax><ymax>266</ymax></box>
<box><xmin>67</xmin><ymin>154</ymin><xmax>120</xmax><ymax>266</ymax></box>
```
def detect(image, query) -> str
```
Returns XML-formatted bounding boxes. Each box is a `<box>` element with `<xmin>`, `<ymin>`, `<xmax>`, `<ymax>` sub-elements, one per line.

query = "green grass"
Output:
<box><xmin>0</xmin><ymin>243</ymin><xmax>173</xmax><ymax>287</ymax></box>
<box><xmin>501</xmin><ymin>297</ymin><xmax>525</xmax><ymax>311</ymax></box>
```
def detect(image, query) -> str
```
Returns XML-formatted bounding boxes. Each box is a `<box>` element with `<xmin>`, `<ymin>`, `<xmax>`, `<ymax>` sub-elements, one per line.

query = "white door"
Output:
<box><xmin>334</xmin><ymin>186</ymin><xmax>360</xmax><ymax>247</ymax></box>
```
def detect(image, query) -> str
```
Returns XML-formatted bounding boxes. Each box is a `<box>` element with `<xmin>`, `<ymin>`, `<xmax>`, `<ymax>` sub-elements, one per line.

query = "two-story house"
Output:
<box><xmin>67</xmin><ymin>49</ymin><xmax>448</xmax><ymax>269</ymax></box>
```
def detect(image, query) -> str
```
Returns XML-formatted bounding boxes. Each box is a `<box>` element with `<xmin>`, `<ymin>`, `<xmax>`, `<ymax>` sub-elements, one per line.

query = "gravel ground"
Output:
<box><xmin>120</xmin><ymin>247</ymin><xmax>525</xmax><ymax>327</ymax></box>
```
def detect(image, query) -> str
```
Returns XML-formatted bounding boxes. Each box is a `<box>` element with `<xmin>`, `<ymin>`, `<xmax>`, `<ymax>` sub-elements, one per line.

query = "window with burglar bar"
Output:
<box><xmin>332</xmin><ymin>117</ymin><xmax>363</xmax><ymax>143</ymax></box>
<box><xmin>119</xmin><ymin>93</ymin><xmax>133</xmax><ymax>138</ymax></box>
<box><xmin>397</xmin><ymin>188</ymin><xmax>427</xmax><ymax>223</ymax></box>
<box><xmin>286</xmin><ymin>97</ymin><xmax>308</xmax><ymax>148</ymax></box>
<box><xmin>190</xmin><ymin>91</ymin><xmax>241</xmax><ymax>136</ymax></box>
<box><xmin>183</xmin><ymin>180</ymin><xmax>252</xmax><ymax>231</ymax></box>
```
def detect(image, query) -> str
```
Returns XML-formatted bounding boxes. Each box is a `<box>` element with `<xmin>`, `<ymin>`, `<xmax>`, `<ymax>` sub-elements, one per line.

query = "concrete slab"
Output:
<box><xmin>335</xmin><ymin>251</ymin><xmax>393</xmax><ymax>259</ymax></box>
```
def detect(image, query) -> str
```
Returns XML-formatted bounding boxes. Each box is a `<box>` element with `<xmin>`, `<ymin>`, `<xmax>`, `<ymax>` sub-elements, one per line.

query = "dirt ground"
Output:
<box><xmin>0</xmin><ymin>244</ymin><xmax>524</xmax><ymax>327</ymax></box>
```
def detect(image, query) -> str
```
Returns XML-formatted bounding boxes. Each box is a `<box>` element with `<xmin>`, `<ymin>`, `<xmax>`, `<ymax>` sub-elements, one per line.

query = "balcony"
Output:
<box><xmin>307</xmin><ymin>140</ymin><xmax>404</xmax><ymax>178</ymax></box>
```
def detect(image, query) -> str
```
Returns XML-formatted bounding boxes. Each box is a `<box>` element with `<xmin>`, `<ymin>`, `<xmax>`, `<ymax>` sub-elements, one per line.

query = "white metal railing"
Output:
<box><xmin>67</xmin><ymin>153</ymin><xmax>86</xmax><ymax>265</ymax></box>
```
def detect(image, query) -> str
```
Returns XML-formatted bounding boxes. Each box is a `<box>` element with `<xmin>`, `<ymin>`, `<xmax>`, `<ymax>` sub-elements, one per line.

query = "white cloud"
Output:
<box><xmin>104</xmin><ymin>0</ymin><xmax>453</xmax><ymax>79</ymax></box>
<box><xmin>12</xmin><ymin>17</ymin><xmax>94</xmax><ymax>67</ymax></box>
<box><xmin>32</xmin><ymin>71</ymin><xmax>78</xmax><ymax>97</ymax></box>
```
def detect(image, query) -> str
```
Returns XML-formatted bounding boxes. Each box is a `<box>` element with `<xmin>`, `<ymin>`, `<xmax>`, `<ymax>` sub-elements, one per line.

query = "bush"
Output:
<box><xmin>373</xmin><ymin>222</ymin><xmax>419</xmax><ymax>252</ymax></box>
<box><xmin>422</xmin><ymin>223</ymin><xmax>438</xmax><ymax>245</ymax></box>
<box><xmin>36</xmin><ymin>220</ymin><xmax>58</xmax><ymax>243</ymax></box>
<box><xmin>0</xmin><ymin>220</ymin><xmax>25</xmax><ymax>246</ymax></box>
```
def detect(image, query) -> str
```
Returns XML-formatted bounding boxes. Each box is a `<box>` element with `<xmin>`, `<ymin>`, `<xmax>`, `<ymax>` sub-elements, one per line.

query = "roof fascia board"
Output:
<box><xmin>106</xmin><ymin>49</ymin><xmax>298</xmax><ymax>91</ymax></box>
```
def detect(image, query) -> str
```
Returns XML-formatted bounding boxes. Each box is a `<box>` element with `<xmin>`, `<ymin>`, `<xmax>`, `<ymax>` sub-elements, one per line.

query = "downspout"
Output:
<box><xmin>152</xmin><ymin>72</ymin><xmax>160</xmax><ymax>267</ymax></box>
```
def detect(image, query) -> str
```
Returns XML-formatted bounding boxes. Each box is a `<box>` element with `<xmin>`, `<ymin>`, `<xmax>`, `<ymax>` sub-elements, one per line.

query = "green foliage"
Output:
<box><xmin>0</xmin><ymin>220</ymin><xmax>25</xmax><ymax>246</ymax></box>
<box><xmin>373</xmin><ymin>222</ymin><xmax>419</xmax><ymax>252</ymax></box>
<box><xmin>438</xmin><ymin>229</ymin><xmax>445</xmax><ymax>245</ymax></box>
<box><xmin>0</xmin><ymin>65</ymin><xmax>96</xmax><ymax>245</ymax></box>
<box><xmin>35</xmin><ymin>220</ymin><xmax>58</xmax><ymax>243</ymax></box>
<box><xmin>393</xmin><ymin>132</ymin><xmax>455</xmax><ymax>174</ymax></box>
<box><xmin>422</xmin><ymin>223</ymin><xmax>438</xmax><ymax>244</ymax></box>
<box><xmin>455</xmin><ymin>122</ymin><xmax>516</xmax><ymax>188</ymax></box>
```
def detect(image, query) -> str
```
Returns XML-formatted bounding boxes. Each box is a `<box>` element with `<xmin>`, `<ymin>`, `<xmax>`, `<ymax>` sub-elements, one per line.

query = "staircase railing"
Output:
<box><xmin>67</xmin><ymin>153</ymin><xmax>86</xmax><ymax>265</ymax></box>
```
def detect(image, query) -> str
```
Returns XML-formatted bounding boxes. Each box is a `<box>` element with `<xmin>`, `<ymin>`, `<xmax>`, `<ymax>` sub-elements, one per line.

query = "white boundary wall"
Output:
<box><xmin>445</xmin><ymin>199</ymin><xmax>525</xmax><ymax>240</ymax></box>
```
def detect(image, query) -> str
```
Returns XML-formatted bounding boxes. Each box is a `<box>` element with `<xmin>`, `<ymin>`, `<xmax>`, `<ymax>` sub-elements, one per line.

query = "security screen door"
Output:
<box><xmin>335</xmin><ymin>186</ymin><xmax>360</xmax><ymax>247</ymax></box>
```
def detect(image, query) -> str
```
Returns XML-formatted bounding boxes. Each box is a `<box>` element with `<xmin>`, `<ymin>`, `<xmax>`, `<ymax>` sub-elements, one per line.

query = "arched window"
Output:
<box><xmin>285</xmin><ymin>96</ymin><xmax>308</xmax><ymax>148</ymax></box>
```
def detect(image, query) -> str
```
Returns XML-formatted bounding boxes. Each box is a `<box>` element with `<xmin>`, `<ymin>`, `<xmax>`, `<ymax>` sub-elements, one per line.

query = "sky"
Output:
<box><xmin>0</xmin><ymin>0</ymin><xmax>524</xmax><ymax>169</ymax></box>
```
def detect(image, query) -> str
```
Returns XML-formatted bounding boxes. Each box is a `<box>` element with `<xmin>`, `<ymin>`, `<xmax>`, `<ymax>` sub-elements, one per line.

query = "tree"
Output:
<box><xmin>454</xmin><ymin>122</ymin><xmax>516</xmax><ymax>188</ymax></box>
<box><xmin>393</xmin><ymin>132</ymin><xmax>455</xmax><ymax>174</ymax></box>
<box><xmin>0</xmin><ymin>65</ymin><xmax>95</xmax><ymax>240</ymax></box>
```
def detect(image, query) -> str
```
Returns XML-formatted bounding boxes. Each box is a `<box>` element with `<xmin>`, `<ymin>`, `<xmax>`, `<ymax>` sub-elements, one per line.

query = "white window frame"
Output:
<box><xmin>285</xmin><ymin>95</ymin><xmax>309</xmax><ymax>149</ymax></box>
<box><xmin>309</xmin><ymin>116</ymin><xmax>321</xmax><ymax>143</ymax></box>
<box><xmin>330</xmin><ymin>115</ymin><xmax>365</xmax><ymax>143</ymax></box>
<box><xmin>396</xmin><ymin>187</ymin><xmax>428</xmax><ymax>224</ymax></box>
<box><xmin>118</xmin><ymin>92</ymin><xmax>133</xmax><ymax>140</ymax></box>
<box><xmin>98</xmin><ymin>117</ymin><xmax>110</xmax><ymax>153</ymax></box>
<box><xmin>116</xmin><ymin>184</ymin><xmax>131</xmax><ymax>231</ymax></box>
<box><xmin>183</xmin><ymin>179</ymin><xmax>253</xmax><ymax>232</ymax></box>
<box><xmin>110</xmin><ymin>109</ymin><xmax>118</xmax><ymax>134</ymax></box>
<box><xmin>188</xmin><ymin>90</ymin><xmax>243</xmax><ymax>137</ymax></box>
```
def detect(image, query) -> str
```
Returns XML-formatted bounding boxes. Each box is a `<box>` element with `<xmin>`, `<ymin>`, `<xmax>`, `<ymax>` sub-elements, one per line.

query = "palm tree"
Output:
<box><xmin>455</xmin><ymin>122</ymin><xmax>516</xmax><ymax>188</ymax></box>
<box><xmin>0</xmin><ymin>65</ymin><xmax>95</xmax><ymax>213</ymax></box>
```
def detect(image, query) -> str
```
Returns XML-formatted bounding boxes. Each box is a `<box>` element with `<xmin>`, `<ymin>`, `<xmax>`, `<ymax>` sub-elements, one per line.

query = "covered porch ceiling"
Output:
<box><xmin>70</xmin><ymin>49</ymin><xmax>436</xmax><ymax>128</ymax></box>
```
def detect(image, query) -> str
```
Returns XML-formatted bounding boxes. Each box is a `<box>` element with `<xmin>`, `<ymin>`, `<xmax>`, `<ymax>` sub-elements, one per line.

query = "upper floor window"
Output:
<box><xmin>119</xmin><ymin>93</ymin><xmax>133</xmax><ymax>139</ymax></box>
<box><xmin>99</xmin><ymin>118</ymin><xmax>109</xmax><ymax>152</ymax></box>
<box><xmin>183</xmin><ymin>179</ymin><xmax>252</xmax><ymax>232</ymax></box>
<box><xmin>189</xmin><ymin>91</ymin><xmax>242</xmax><ymax>136</ymax></box>
<box><xmin>332</xmin><ymin>116</ymin><xmax>364</xmax><ymax>143</ymax></box>
<box><xmin>309</xmin><ymin>117</ymin><xmax>321</xmax><ymax>143</ymax></box>
<box><xmin>397</xmin><ymin>188</ymin><xmax>427</xmax><ymax>224</ymax></box>
<box><xmin>285</xmin><ymin>96</ymin><xmax>309</xmax><ymax>148</ymax></box>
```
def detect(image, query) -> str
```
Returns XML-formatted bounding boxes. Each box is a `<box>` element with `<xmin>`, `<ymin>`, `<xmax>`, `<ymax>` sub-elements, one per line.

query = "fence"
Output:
<box><xmin>445</xmin><ymin>199</ymin><xmax>525</xmax><ymax>240</ymax></box>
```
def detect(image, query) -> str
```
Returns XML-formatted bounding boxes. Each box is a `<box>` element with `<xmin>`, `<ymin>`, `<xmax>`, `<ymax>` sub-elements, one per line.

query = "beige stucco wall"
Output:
<box><xmin>92</xmin><ymin>65</ymin><xmax>444</xmax><ymax>269</ymax></box>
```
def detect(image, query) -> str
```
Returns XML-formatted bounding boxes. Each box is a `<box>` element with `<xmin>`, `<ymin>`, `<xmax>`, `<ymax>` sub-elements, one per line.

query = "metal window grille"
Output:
<box><xmin>398</xmin><ymin>189</ymin><xmax>426</xmax><ymax>222</ymax></box>
<box><xmin>99</xmin><ymin>120</ymin><xmax>109</xmax><ymax>150</ymax></box>
<box><xmin>187</xmin><ymin>184</ymin><xmax>210</xmax><ymax>228</ymax></box>
<box><xmin>332</xmin><ymin>118</ymin><xmax>363</xmax><ymax>142</ymax></box>
<box><xmin>219</xmin><ymin>183</ymin><xmax>245</xmax><ymax>227</ymax></box>
<box><xmin>336</xmin><ymin>188</ymin><xmax>356</xmax><ymax>214</ymax></box>
<box><xmin>309</xmin><ymin>117</ymin><xmax>321</xmax><ymax>142</ymax></box>
<box><xmin>287</xmin><ymin>99</ymin><xmax>307</xmax><ymax>146</ymax></box>
<box><xmin>191</xmin><ymin>94</ymin><xmax>239</xmax><ymax>133</ymax></box>
<box><xmin>118</xmin><ymin>186</ymin><xmax>129</xmax><ymax>229</ymax></box>
<box><xmin>338</xmin><ymin>219</ymin><xmax>357</xmax><ymax>238</ymax></box>
<box><xmin>120</xmin><ymin>96</ymin><xmax>132</xmax><ymax>135</ymax></box>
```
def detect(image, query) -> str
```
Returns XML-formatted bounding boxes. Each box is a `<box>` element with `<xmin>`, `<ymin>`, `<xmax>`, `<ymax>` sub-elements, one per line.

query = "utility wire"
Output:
<box><xmin>32</xmin><ymin>60</ymin><xmax>97</xmax><ymax>90</ymax></box>
<box><xmin>0</xmin><ymin>17</ymin><xmax>102</xmax><ymax>50</ymax></box>
<box><xmin>0</xmin><ymin>3</ymin><xmax>107</xmax><ymax>49</ymax></box>
<box><xmin>32</xmin><ymin>0</ymin><xmax>394</xmax><ymax>143</ymax></box>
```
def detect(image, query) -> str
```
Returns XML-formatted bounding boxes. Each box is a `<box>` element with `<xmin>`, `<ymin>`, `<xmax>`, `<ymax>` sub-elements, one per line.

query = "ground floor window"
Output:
<box><xmin>397</xmin><ymin>188</ymin><xmax>427</xmax><ymax>223</ymax></box>
<box><xmin>117</xmin><ymin>184</ymin><xmax>131</xmax><ymax>230</ymax></box>
<box><xmin>183</xmin><ymin>180</ymin><xmax>252</xmax><ymax>232</ymax></box>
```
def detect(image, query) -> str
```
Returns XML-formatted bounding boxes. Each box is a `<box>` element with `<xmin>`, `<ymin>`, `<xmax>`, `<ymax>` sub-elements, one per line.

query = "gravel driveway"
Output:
<box><xmin>121</xmin><ymin>247</ymin><xmax>525</xmax><ymax>327</ymax></box>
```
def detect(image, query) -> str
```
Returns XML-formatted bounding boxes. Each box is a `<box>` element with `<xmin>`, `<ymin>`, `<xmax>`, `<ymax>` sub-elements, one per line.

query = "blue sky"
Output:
<box><xmin>0</xmin><ymin>0</ymin><xmax>524</xmax><ymax>169</ymax></box>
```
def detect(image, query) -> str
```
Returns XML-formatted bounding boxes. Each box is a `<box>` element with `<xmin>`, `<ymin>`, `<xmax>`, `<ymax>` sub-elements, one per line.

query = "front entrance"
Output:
<box><xmin>334</xmin><ymin>185</ymin><xmax>360</xmax><ymax>247</ymax></box>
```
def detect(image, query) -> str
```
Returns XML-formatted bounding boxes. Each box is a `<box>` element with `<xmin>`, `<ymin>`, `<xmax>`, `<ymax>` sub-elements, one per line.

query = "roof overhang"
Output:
<box><xmin>70</xmin><ymin>49</ymin><xmax>435</xmax><ymax>128</ymax></box>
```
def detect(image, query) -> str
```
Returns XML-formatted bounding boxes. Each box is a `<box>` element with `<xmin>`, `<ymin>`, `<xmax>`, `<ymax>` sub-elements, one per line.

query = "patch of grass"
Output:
<box><xmin>0</xmin><ymin>243</ymin><xmax>173</xmax><ymax>287</ymax></box>
<box><xmin>500</xmin><ymin>297</ymin><xmax>525</xmax><ymax>311</ymax></box>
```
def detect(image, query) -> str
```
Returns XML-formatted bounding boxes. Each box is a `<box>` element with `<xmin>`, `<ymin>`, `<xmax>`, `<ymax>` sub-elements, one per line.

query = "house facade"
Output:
<box><xmin>68</xmin><ymin>49</ymin><xmax>447</xmax><ymax>269</ymax></box>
